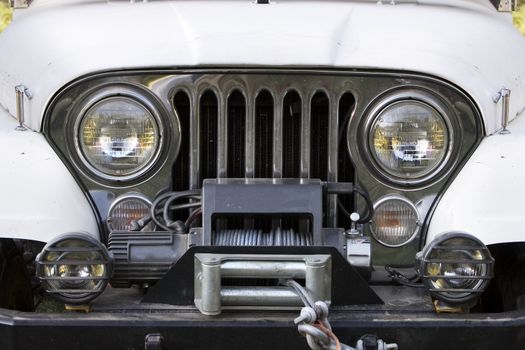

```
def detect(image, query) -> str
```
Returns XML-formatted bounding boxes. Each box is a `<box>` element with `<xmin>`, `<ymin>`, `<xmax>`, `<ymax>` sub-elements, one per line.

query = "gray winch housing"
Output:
<box><xmin>108</xmin><ymin>179</ymin><xmax>370</xmax><ymax>301</ymax></box>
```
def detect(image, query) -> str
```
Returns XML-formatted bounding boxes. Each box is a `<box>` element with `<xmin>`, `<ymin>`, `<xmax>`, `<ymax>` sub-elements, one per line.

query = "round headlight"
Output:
<box><xmin>36</xmin><ymin>233</ymin><xmax>113</xmax><ymax>304</ymax></box>
<box><xmin>77</xmin><ymin>96</ymin><xmax>161</xmax><ymax>179</ymax></box>
<box><xmin>418</xmin><ymin>233</ymin><xmax>494</xmax><ymax>304</ymax></box>
<box><xmin>107</xmin><ymin>193</ymin><xmax>154</xmax><ymax>232</ymax></box>
<box><xmin>369</xmin><ymin>100</ymin><xmax>449</xmax><ymax>181</ymax></box>
<box><xmin>371</xmin><ymin>195</ymin><xmax>420</xmax><ymax>247</ymax></box>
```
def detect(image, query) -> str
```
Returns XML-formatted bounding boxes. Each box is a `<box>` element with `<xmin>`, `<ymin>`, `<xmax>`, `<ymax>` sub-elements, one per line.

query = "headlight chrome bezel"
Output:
<box><xmin>359</xmin><ymin>89</ymin><xmax>457</xmax><ymax>187</ymax></box>
<box><xmin>71</xmin><ymin>86</ymin><xmax>166</xmax><ymax>183</ymax></box>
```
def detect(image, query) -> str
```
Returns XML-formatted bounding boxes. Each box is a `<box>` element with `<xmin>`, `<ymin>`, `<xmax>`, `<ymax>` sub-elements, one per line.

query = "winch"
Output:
<box><xmin>108</xmin><ymin>178</ymin><xmax>374</xmax><ymax>307</ymax></box>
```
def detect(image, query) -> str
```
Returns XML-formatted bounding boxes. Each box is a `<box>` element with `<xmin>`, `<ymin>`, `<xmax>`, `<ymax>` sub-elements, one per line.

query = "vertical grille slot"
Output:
<box><xmin>170</xmin><ymin>74</ymin><xmax>357</xmax><ymax>230</ymax></box>
<box><xmin>310</xmin><ymin>91</ymin><xmax>329</xmax><ymax>182</ymax></box>
<box><xmin>255</xmin><ymin>90</ymin><xmax>274</xmax><ymax>178</ymax></box>
<box><xmin>173</xmin><ymin>91</ymin><xmax>190</xmax><ymax>191</ymax></box>
<box><xmin>337</xmin><ymin>92</ymin><xmax>357</xmax><ymax>229</ymax></box>
<box><xmin>310</xmin><ymin>91</ymin><xmax>330</xmax><ymax>226</ymax></box>
<box><xmin>200</xmin><ymin>90</ymin><xmax>218</xmax><ymax>182</ymax></box>
<box><xmin>282</xmin><ymin>91</ymin><xmax>302</xmax><ymax>178</ymax></box>
<box><xmin>227</xmin><ymin>90</ymin><xmax>246</xmax><ymax>178</ymax></box>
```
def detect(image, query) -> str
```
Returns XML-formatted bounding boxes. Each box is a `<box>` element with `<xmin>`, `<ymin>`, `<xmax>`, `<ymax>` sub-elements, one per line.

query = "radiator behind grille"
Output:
<box><xmin>172</xmin><ymin>74</ymin><xmax>356</xmax><ymax>228</ymax></box>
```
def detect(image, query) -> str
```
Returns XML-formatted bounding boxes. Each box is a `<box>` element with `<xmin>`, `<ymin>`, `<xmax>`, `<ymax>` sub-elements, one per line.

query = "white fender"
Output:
<box><xmin>426</xmin><ymin>112</ymin><xmax>525</xmax><ymax>247</ymax></box>
<box><xmin>0</xmin><ymin>108</ymin><xmax>99</xmax><ymax>243</ymax></box>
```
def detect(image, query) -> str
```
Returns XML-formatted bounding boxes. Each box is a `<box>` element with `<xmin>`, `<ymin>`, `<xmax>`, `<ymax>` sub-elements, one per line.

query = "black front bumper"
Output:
<box><xmin>1</xmin><ymin>306</ymin><xmax>524</xmax><ymax>350</ymax></box>
<box><xmin>5</xmin><ymin>245</ymin><xmax>525</xmax><ymax>349</ymax></box>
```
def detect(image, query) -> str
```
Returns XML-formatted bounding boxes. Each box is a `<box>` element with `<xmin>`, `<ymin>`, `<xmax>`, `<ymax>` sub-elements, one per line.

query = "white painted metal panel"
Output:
<box><xmin>427</xmin><ymin>115</ymin><xmax>525</xmax><ymax>246</ymax></box>
<box><xmin>0</xmin><ymin>0</ymin><xmax>524</xmax><ymax>134</ymax></box>
<box><xmin>0</xmin><ymin>109</ymin><xmax>99</xmax><ymax>242</ymax></box>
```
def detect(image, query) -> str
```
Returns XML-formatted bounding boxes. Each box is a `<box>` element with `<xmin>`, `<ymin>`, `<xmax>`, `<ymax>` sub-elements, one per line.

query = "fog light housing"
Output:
<box><xmin>36</xmin><ymin>233</ymin><xmax>113</xmax><ymax>304</ymax></box>
<box><xmin>371</xmin><ymin>195</ymin><xmax>420</xmax><ymax>247</ymax></box>
<box><xmin>417</xmin><ymin>233</ymin><xmax>494</xmax><ymax>304</ymax></box>
<box><xmin>107</xmin><ymin>193</ymin><xmax>154</xmax><ymax>232</ymax></box>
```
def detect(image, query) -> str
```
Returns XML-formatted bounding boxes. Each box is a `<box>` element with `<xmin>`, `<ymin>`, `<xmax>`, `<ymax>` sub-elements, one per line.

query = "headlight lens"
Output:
<box><xmin>78</xmin><ymin>96</ymin><xmax>160</xmax><ymax>178</ymax></box>
<box><xmin>107</xmin><ymin>193</ymin><xmax>154</xmax><ymax>232</ymax></box>
<box><xmin>418</xmin><ymin>233</ymin><xmax>494</xmax><ymax>304</ymax></box>
<box><xmin>371</xmin><ymin>196</ymin><xmax>420</xmax><ymax>247</ymax></box>
<box><xmin>370</xmin><ymin>100</ymin><xmax>449</xmax><ymax>180</ymax></box>
<box><xmin>36</xmin><ymin>233</ymin><xmax>113</xmax><ymax>304</ymax></box>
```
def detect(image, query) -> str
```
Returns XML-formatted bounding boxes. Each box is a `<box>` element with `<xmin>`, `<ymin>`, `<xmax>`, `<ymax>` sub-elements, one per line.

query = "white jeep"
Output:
<box><xmin>0</xmin><ymin>1</ymin><xmax>524</xmax><ymax>349</ymax></box>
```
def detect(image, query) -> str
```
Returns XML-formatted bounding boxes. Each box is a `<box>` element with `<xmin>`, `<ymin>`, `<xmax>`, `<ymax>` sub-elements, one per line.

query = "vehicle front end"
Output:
<box><xmin>0</xmin><ymin>1</ymin><xmax>524</xmax><ymax>349</ymax></box>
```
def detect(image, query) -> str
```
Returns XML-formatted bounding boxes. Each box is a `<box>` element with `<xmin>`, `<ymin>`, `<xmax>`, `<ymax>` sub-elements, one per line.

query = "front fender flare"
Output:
<box><xmin>0</xmin><ymin>107</ymin><xmax>99</xmax><ymax>243</ymax></box>
<box><xmin>427</xmin><ymin>113</ymin><xmax>525</xmax><ymax>246</ymax></box>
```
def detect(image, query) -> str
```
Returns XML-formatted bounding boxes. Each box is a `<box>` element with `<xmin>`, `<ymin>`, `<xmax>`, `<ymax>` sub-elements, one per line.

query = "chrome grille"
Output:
<box><xmin>171</xmin><ymin>74</ymin><xmax>356</xmax><ymax>227</ymax></box>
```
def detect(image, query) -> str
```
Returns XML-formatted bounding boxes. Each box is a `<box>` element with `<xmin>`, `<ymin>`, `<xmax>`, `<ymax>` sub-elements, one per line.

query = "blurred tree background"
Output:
<box><xmin>0</xmin><ymin>0</ymin><xmax>12</xmax><ymax>33</ymax></box>
<box><xmin>515</xmin><ymin>0</ymin><xmax>525</xmax><ymax>34</ymax></box>
<box><xmin>0</xmin><ymin>0</ymin><xmax>524</xmax><ymax>34</ymax></box>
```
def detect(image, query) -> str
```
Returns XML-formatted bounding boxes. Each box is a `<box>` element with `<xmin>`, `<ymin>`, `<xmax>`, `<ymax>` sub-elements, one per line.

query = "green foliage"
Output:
<box><xmin>515</xmin><ymin>0</ymin><xmax>525</xmax><ymax>36</ymax></box>
<box><xmin>0</xmin><ymin>2</ymin><xmax>12</xmax><ymax>33</ymax></box>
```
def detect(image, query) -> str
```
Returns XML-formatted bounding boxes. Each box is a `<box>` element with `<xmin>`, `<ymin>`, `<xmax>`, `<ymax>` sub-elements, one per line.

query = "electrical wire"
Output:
<box><xmin>353</xmin><ymin>186</ymin><xmax>374</xmax><ymax>224</ymax></box>
<box><xmin>385</xmin><ymin>265</ymin><xmax>425</xmax><ymax>288</ymax></box>
<box><xmin>150</xmin><ymin>189</ymin><xmax>202</xmax><ymax>232</ymax></box>
<box><xmin>336</xmin><ymin>104</ymin><xmax>374</xmax><ymax>225</ymax></box>
<box><xmin>337</xmin><ymin>185</ymin><xmax>374</xmax><ymax>225</ymax></box>
<box><xmin>185</xmin><ymin>208</ymin><xmax>202</xmax><ymax>228</ymax></box>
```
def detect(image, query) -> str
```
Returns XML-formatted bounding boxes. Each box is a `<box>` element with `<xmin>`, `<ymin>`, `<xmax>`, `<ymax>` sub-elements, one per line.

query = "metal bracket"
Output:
<box><xmin>194</xmin><ymin>253</ymin><xmax>331</xmax><ymax>315</ymax></box>
<box><xmin>356</xmin><ymin>335</ymin><xmax>398</xmax><ymax>350</ymax></box>
<box><xmin>346</xmin><ymin>235</ymin><xmax>371</xmax><ymax>269</ymax></box>
<box><xmin>14</xmin><ymin>85</ymin><xmax>32</xmax><ymax>131</ymax></box>
<box><xmin>493</xmin><ymin>88</ymin><xmax>511</xmax><ymax>134</ymax></box>
<box><xmin>9</xmin><ymin>0</ymin><xmax>32</xmax><ymax>9</ymax></box>
<box><xmin>497</xmin><ymin>0</ymin><xmax>517</xmax><ymax>12</ymax></box>
<box><xmin>144</xmin><ymin>334</ymin><xmax>164</xmax><ymax>350</ymax></box>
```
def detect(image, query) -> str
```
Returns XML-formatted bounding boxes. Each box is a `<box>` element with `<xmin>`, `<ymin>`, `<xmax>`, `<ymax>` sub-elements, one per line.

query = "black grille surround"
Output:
<box><xmin>44</xmin><ymin>69</ymin><xmax>483</xmax><ymax>266</ymax></box>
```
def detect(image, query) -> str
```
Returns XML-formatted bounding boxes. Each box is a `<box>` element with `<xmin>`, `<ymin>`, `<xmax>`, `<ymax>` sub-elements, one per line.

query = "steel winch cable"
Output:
<box><xmin>213</xmin><ymin>228</ymin><xmax>313</xmax><ymax>246</ymax></box>
<box><xmin>285</xmin><ymin>279</ymin><xmax>398</xmax><ymax>350</ymax></box>
<box><xmin>283</xmin><ymin>279</ymin><xmax>346</xmax><ymax>350</ymax></box>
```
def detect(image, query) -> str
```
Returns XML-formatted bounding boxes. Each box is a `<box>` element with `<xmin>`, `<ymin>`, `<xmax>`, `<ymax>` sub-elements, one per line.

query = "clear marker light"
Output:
<box><xmin>107</xmin><ymin>193</ymin><xmax>154</xmax><ymax>232</ymax></box>
<box><xmin>371</xmin><ymin>196</ymin><xmax>419</xmax><ymax>247</ymax></box>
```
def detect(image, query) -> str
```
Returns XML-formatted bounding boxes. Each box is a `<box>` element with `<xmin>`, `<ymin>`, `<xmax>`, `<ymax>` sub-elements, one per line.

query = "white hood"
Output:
<box><xmin>1</xmin><ymin>0</ymin><xmax>524</xmax><ymax>133</ymax></box>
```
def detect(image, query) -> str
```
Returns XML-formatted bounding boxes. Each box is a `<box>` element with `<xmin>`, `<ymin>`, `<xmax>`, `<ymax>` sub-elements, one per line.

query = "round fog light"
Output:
<box><xmin>36</xmin><ymin>233</ymin><xmax>113</xmax><ymax>304</ymax></box>
<box><xmin>107</xmin><ymin>193</ymin><xmax>154</xmax><ymax>232</ymax></box>
<box><xmin>371</xmin><ymin>195</ymin><xmax>420</xmax><ymax>247</ymax></box>
<box><xmin>417</xmin><ymin>233</ymin><xmax>494</xmax><ymax>304</ymax></box>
